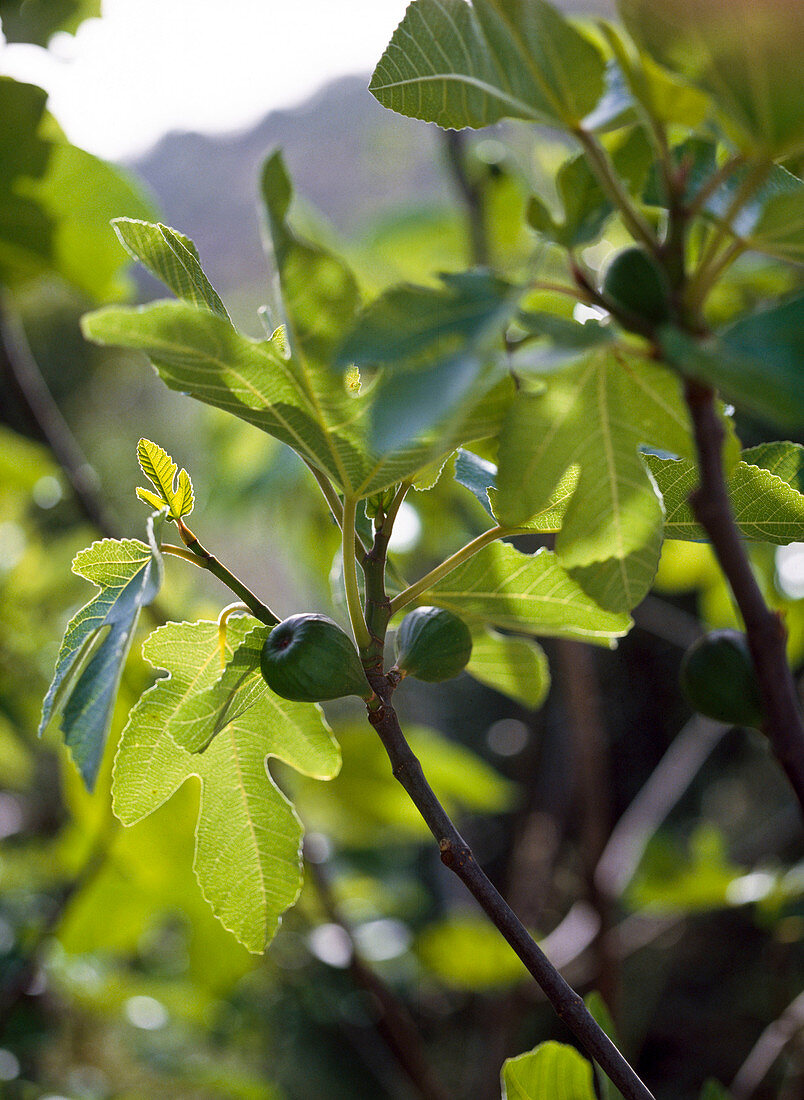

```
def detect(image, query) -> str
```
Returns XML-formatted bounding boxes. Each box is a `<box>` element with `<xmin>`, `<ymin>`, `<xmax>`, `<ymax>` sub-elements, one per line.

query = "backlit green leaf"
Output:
<box><xmin>40</xmin><ymin>518</ymin><xmax>163</xmax><ymax>789</ymax></box>
<box><xmin>112</xmin><ymin>618</ymin><xmax>340</xmax><ymax>952</ymax></box>
<box><xmin>649</xmin><ymin>443</ymin><xmax>804</xmax><ymax>544</ymax></box>
<box><xmin>502</xmin><ymin>1041</ymin><xmax>596</xmax><ymax>1100</ymax></box>
<box><xmin>136</xmin><ymin>437</ymin><xmax>195</xmax><ymax>522</ymax></box>
<box><xmin>466</xmin><ymin>627</ymin><xmax>550</xmax><ymax>710</ymax></box>
<box><xmin>261</xmin><ymin>150</ymin><xmax>360</xmax><ymax>368</ymax></box>
<box><xmin>82</xmin><ymin>299</ymin><xmax>514</xmax><ymax>497</ymax></box>
<box><xmin>370</xmin><ymin>0</ymin><xmax>606</xmax><ymax>131</ymax></box>
<box><xmin>495</xmin><ymin>351</ymin><xmax>699</xmax><ymax>612</ymax></box>
<box><xmin>336</xmin><ymin>270</ymin><xmax>520</xmax><ymax>448</ymax></box>
<box><xmin>113</xmin><ymin>217</ymin><xmax>230</xmax><ymax>319</ymax></box>
<box><xmin>419</xmin><ymin>541</ymin><xmax>631</xmax><ymax>645</ymax></box>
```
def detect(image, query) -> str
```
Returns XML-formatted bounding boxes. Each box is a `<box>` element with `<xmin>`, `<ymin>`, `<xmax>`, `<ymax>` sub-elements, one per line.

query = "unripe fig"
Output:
<box><xmin>602</xmin><ymin>246</ymin><xmax>671</xmax><ymax>326</ymax></box>
<box><xmin>260</xmin><ymin>614</ymin><xmax>371</xmax><ymax>703</ymax></box>
<box><xmin>680</xmin><ymin>629</ymin><xmax>764</xmax><ymax>727</ymax></box>
<box><xmin>394</xmin><ymin>606</ymin><xmax>472</xmax><ymax>683</ymax></box>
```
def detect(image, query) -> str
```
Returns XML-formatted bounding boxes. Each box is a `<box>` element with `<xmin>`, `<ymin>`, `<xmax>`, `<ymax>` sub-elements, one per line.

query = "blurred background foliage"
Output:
<box><xmin>1</xmin><ymin>2</ymin><xmax>803</xmax><ymax>1098</ymax></box>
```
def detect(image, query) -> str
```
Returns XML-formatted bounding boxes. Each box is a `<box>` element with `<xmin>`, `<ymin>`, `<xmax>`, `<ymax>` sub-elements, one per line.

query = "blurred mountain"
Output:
<box><xmin>130</xmin><ymin>75</ymin><xmax>452</xmax><ymax>294</ymax></box>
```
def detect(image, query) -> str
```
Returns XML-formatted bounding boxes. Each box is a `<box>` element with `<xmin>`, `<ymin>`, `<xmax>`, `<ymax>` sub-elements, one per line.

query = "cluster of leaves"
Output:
<box><xmin>38</xmin><ymin>0</ymin><xmax>804</xmax><ymax>976</ymax></box>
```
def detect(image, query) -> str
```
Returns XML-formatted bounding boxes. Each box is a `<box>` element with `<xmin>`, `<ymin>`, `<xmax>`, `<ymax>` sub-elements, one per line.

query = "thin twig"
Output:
<box><xmin>573</xmin><ymin>127</ymin><xmax>659</xmax><ymax>254</ymax></box>
<box><xmin>0</xmin><ymin>295</ymin><xmax>117</xmax><ymax>538</ymax></box>
<box><xmin>442</xmin><ymin>130</ymin><xmax>490</xmax><ymax>267</ymax></box>
<box><xmin>363</xmin><ymin>687</ymin><xmax>655</xmax><ymax>1100</ymax></box>
<box><xmin>684</xmin><ymin>380</ymin><xmax>804</xmax><ymax>815</ymax></box>
<box><xmin>595</xmin><ymin>715</ymin><xmax>727</xmax><ymax>900</ymax></box>
<box><xmin>307</xmin><ymin>859</ymin><xmax>450</xmax><ymax>1100</ymax></box>
<box><xmin>174</xmin><ymin>521</ymin><xmax>279</xmax><ymax>626</ymax></box>
<box><xmin>731</xmin><ymin>990</ymin><xmax>804</xmax><ymax>1100</ymax></box>
<box><xmin>360</xmin><ymin>512</ymin><xmax>655</xmax><ymax>1100</ymax></box>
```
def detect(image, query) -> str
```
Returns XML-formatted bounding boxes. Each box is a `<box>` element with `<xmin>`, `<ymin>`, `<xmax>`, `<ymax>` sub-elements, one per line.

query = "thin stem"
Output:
<box><xmin>389</xmin><ymin>525</ymin><xmax>510</xmax><ymax>616</ymax></box>
<box><xmin>305</xmin><ymin>459</ymin><xmax>345</xmax><ymax>527</ymax></box>
<box><xmin>684</xmin><ymin>381</ymin><xmax>804</xmax><ymax>816</ymax></box>
<box><xmin>361</xmin><ymin>682</ymin><xmax>655</xmax><ymax>1100</ymax></box>
<box><xmin>342</xmin><ymin>495</ymin><xmax>372</xmax><ymax>650</ymax></box>
<box><xmin>443</xmin><ymin>130</ymin><xmax>489</xmax><ymax>267</ymax></box>
<box><xmin>573</xmin><ymin>128</ymin><xmax>659</xmax><ymax>254</ymax></box>
<box><xmin>686</xmin><ymin>160</ymin><xmax>770</xmax><ymax>311</ymax></box>
<box><xmin>687</xmin><ymin>238</ymin><xmax>747</xmax><ymax>311</ymax></box>
<box><xmin>163</xmin><ymin>543</ymin><xmax>204</xmax><ymax>565</ymax></box>
<box><xmin>0</xmin><ymin>294</ymin><xmax>117</xmax><ymax>538</ymax></box>
<box><xmin>174</xmin><ymin>521</ymin><xmax>279</xmax><ymax>626</ymax></box>
<box><xmin>685</xmin><ymin>152</ymin><xmax>747</xmax><ymax>220</ymax></box>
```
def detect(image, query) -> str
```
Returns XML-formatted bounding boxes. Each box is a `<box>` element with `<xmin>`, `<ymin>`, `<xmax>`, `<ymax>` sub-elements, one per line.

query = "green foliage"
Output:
<box><xmin>617</xmin><ymin>0</ymin><xmax>804</xmax><ymax>155</ymax></box>
<box><xmin>370</xmin><ymin>0</ymin><xmax>606</xmax><ymax>130</ymax></box>
<box><xmin>336</xmin><ymin>270</ymin><xmax>520</xmax><ymax>448</ymax></box>
<box><xmin>0</xmin><ymin>77</ymin><xmax>53</xmax><ymax>285</ymax></box>
<box><xmin>501</xmin><ymin>1040</ymin><xmax>596</xmax><ymax>1099</ymax></box>
<box><xmin>261</xmin><ymin>149</ymin><xmax>360</xmax><ymax>367</ymax></box>
<box><xmin>136</xmin><ymin>437</ymin><xmax>195</xmax><ymax>521</ymax></box>
<box><xmin>648</xmin><ymin>443</ymin><xmax>804</xmax><ymax>543</ymax></box>
<box><xmin>466</xmin><ymin>626</ymin><xmax>550</xmax><ymax>710</ymax></box>
<box><xmin>661</xmin><ymin>296</ymin><xmax>804</xmax><ymax>428</ymax></box>
<box><xmin>0</xmin><ymin>0</ymin><xmax>99</xmax><ymax>45</ymax></box>
<box><xmin>420</xmin><ymin>541</ymin><xmax>631</xmax><ymax>644</ymax></box>
<box><xmin>113</xmin><ymin>218</ymin><xmax>231</xmax><ymax>320</ymax></box>
<box><xmin>39</xmin><ymin>519</ymin><xmax>164</xmax><ymax>788</ymax></box>
<box><xmin>113</xmin><ymin>617</ymin><xmax>340</xmax><ymax>951</ymax></box>
<box><xmin>495</xmin><ymin>352</ymin><xmax>703</xmax><ymax>612</ymax></box>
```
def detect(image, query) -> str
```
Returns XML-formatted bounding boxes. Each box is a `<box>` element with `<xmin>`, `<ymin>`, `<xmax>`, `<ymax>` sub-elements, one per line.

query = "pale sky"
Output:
<box><xmin>0</xmin><ymin>0</ymin><xmax>411</xmax><ymax>160</ymax></box>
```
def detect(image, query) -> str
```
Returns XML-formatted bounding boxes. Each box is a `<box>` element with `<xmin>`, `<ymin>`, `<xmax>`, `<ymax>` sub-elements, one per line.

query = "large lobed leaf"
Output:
<box><xmin>419</xmin><ymin>541</ymin><xmax>631</xmax><ymax>646</ymax></box>
<box><xmin>370</xmin><ymin>0</ymin><xmax>606</xmax><ymax>131</ymax></box>
<box><xmin>40</xmin><ymin>519</ymin><xmax>163</xmax><ymax>789</ymax></box>
<box><xmin>495</xmin><ymin>350</ymin><xmax>706</xmax><ymax>612</ymax></box>
<box><xmin>83</xmin><ymin>298</ymin><xmax>514</xmax><ymax>497</ymax></box>
<box><xmin>112</xmin><ymin>618</ymin><xmax>340</xmax><ymax>952</ymax></box>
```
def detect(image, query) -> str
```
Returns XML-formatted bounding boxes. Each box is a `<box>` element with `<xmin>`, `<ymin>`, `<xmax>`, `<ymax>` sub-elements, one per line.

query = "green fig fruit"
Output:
<box><xmin>394</xmin><ymin>606</ymin><xmax>472</xmax><ymax>683</ymax></box>
<box><xmin>260</xmin><ymin>614</ymin><xmax>371</xmax><ymax>703</ymax></box>
<box><xmin>680</xmin><ymin>629</ymin><xmax>764</xmax><ymax>727</ymax></box>
<box><xmin>602</xmin><ymin>245</ymin><xmax>671</xmax><ymax>326</ymax></box>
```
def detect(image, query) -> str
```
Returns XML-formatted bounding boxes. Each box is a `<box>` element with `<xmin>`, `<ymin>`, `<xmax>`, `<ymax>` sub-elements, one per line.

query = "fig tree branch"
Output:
<box><xmin>168</xmin><ymin>522</ymin><xmax>279</xmax><ymax>626</ymax></box>
<box><xmin>684</xmin><ymin>380</ymin><xmax>804</xmax><ymax>816</ymax></box>
<box><xmin>360</xmin><ymin>511</ymin><xmax>655</xmax><ymax>1100</ymax></box>
<box><xmin>0</xmin><ymin>295</ymin><xmax>116</xmax><ymax>538</ymax></box>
